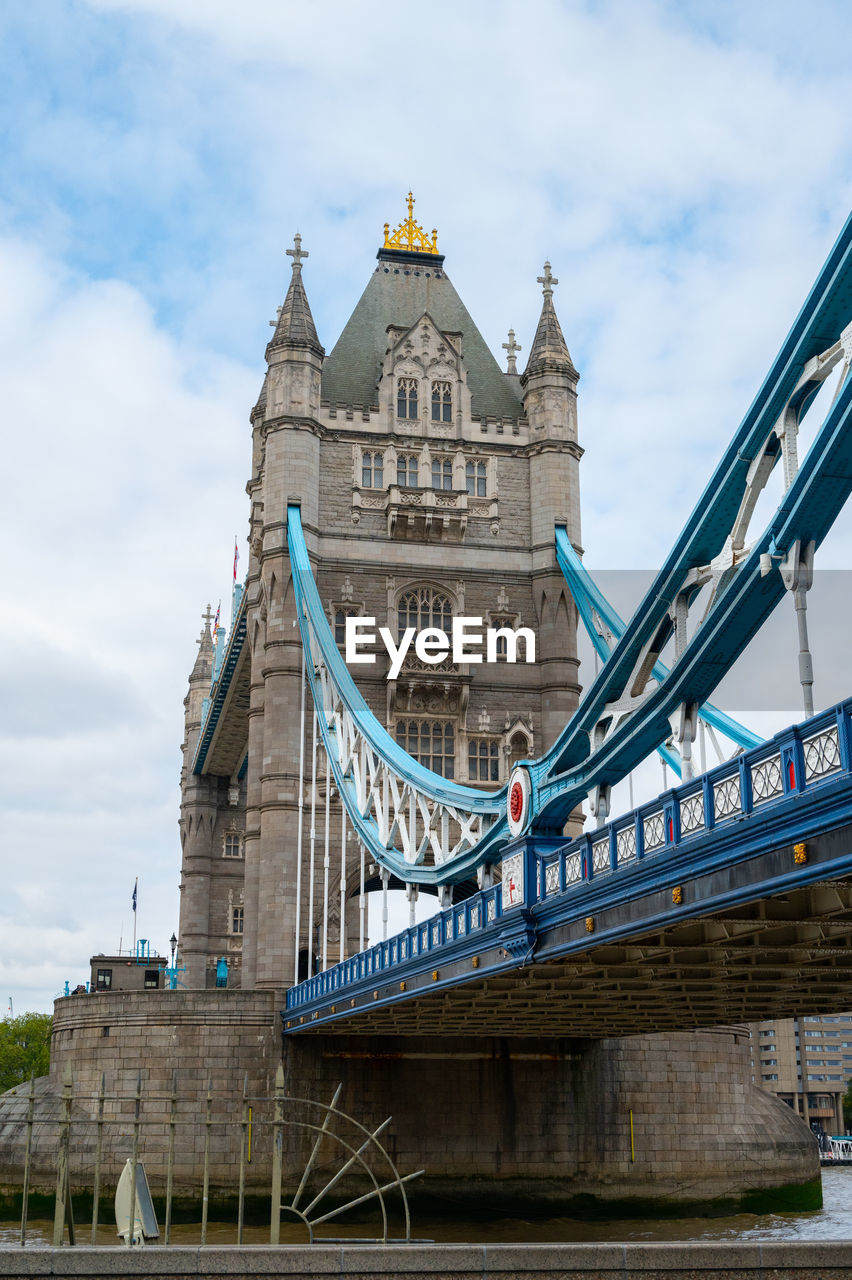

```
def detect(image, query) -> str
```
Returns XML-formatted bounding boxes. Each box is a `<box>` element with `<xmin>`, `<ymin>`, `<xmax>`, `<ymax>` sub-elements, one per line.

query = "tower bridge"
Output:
<box><xmin>30</xmin><ymin>198</ymin><xmax>852</xmax><ymax>1213</ymax></box>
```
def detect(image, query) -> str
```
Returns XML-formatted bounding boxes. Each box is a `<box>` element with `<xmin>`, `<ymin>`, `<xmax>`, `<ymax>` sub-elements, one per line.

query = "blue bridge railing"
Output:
<box><xmin>285</xmin><ymin>698</ymin><xmax>851</xmax><ymax>1020</ymax></box>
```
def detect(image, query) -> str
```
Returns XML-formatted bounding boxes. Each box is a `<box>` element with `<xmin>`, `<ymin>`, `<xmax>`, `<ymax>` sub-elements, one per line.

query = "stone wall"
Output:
<box><xmin>0</xmin><ymin>992</ymin><xmax>819</xmax><ymax>1214</ymax></box>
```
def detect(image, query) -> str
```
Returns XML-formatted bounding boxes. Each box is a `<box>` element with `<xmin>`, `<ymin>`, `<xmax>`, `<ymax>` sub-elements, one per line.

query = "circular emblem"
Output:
<box><xmin>509</xmin><ymin>781</ymin><xmax>524</xmax><ymax>823</ymax></box>
<box><xmin>507</xmin><ymin>766</ymin><xmax>531</xmax><ymax>838</ymax></box>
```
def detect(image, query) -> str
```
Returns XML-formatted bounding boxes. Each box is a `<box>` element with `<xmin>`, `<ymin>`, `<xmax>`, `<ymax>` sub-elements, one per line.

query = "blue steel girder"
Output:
<box><xmin>283</xmin><ymin>699</ymin><xmax>852</xmax><ymax>1032</ymax></box>
<box><xmin>554</xmin><ymin>530</ymin><xmax>763</xmax><ymax>763</ymax></box>
<box><xmin>528</xmin><ymin>214</ymin><xmax>852</xmax><ymax>831</ymax></box>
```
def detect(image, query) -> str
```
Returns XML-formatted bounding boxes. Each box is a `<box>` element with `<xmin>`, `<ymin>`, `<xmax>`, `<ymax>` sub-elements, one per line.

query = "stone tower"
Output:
<box><xmin>177</xmin><ymin>198</ymin><xmax>585</xmax><ymax>990</ymax></box>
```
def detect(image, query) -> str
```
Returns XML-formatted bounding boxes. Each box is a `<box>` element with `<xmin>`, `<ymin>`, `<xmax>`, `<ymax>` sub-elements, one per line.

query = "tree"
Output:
<box><xmin>0</xmin><ymin>1012</ymin><xmax>52</xmax><ymax>1093</ymax></box>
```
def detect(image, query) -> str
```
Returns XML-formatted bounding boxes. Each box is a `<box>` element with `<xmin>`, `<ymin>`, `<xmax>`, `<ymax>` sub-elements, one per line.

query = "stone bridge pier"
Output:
<box><xmin>0</xmin><ymin>991</ymin><xmax>819</xmax><ymax>1217</ymax></box>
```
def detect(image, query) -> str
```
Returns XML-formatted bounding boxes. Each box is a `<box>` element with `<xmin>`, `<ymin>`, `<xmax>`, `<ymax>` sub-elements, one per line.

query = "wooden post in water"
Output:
<box><xmin>19</xmin><ymin>1074</ymin><xmax>35</xmax><ymax>1246</ymax></box>
<box><xmin>90</xmin><ymin>1073</ymin><xmax>105</xmax><ymax>1244</ymax></box>
<box><xmin>201</xmin><ymin>1076</ymin><xmax>212</xmax><ymax>1245</ymax></box>
<box><xmin>270</xmin><ymin>1065</ymin><xmax>284</xmax><ymax>1244</ymax></box>
<box><xmin>52</xmin><ymin>1065</ymin><xmax>74</xmax><ymax>1246</ymax></box>
<box><xmin>237</xmin><ymin>1073</ymin><xmax>249</xmax><ymax>1245</ymax></box>
<box><xmin>164</xmin><ymin>1069</ymin><xmax>177</xmax><ymax>1245</ymax></box>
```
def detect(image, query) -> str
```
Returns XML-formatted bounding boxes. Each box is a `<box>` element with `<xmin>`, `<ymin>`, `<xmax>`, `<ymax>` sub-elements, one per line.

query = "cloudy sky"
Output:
<box><xmin>1</xmin><ymin>0</ymin><xmax>851</xmax><ymax>1013</ymax></box>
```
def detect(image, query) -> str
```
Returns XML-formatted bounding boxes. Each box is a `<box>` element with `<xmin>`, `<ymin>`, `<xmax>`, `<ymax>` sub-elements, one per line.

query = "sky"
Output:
<box><xmin>1</xmin><ymin>0</ymin><xmax>851</xmax><ymax>1013</ymax></box>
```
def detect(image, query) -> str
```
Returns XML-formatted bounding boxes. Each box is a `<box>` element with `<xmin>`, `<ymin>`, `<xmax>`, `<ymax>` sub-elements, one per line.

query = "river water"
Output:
<box><xmin>2</xmin><ymin>1169</ymin><xmax>852</xmax><ymax>1245</ymax></box>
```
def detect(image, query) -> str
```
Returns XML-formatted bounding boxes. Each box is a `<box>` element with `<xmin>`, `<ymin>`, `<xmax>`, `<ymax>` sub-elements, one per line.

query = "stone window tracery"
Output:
<box><xmin>361</xmin><ymin>450</ymin><xmax>384</xmax><ymax>488</ymax></box>
<box><xmin>397</xmin><ymin>453</ymin><xmax>419</xmax><ymax>487</ymax></box>
<box><xmin>431</xmin><ymin>456</ymin><xmax>453</xmax><ymax>490</ymax></box>
<box><xmin>232</xmin><ymin>906</ymin><xmax>244</xmax><ymax>934</ymax></box>
<box><xmin>397</xmin><ymin>586</ymin><xmax>452</xmax><ymax>637</ymax></box>
<box><xmin>468</xmin><ymin>737</ymin><xmax>500</xmax><ymax>782</ymax></box>
<box><xmin>431</xmin><ymin>381</ymin><xmax>452</xmax><ymax>423</ymax></box>
<box><xmin>396</xmin><ymin>719</ymin><xmax>455</xmax><ymax>778</ymax></box>
<box><xmin>466</xmin><ymin>460</ymin><xmax>487</xmax><ymax>497</ymax></box>
<box><xmin>397</xmin><ymin>377</ymin><xmax>418</xmax><ymax>420</ymax></box>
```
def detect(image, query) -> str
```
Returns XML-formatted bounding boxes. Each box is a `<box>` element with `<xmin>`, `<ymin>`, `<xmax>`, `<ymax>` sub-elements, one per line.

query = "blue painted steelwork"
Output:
<box><xmin>526</xmin><ymin>214</ymin><xmax>852</xmax><ymax>829</ymax></box>
<box><xmin>555</xmin><ymin>529</ymin><xmax>762</xmax><ymax>755</ymax></box>
<box><xmin>193</xmin><ymin>592</ymin><xmax>248</xmax><ymax>774</ymax></box>
<box><xmin>284</xmin><ymin>698</ymin><xmax>852</xmax><ymax>1029</ymax></box>
<box><xmin>288</xmin><ymin>506</ymin><xmax>508</xmax><ymax>884</ymax></box>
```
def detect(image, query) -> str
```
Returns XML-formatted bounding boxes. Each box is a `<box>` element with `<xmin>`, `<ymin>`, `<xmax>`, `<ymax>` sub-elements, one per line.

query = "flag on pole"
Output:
<box><xmin>213</xmin><ymin>600</ymin><xmax>221</xmax><ymax>635</ymax></box>
<box><xmin>233</xmin><ymin>537</ymin><xmax>239</xmax><ymax>583</ymax></box>
<box><xmin>132</xmin><ymin>879</ymin><xmax>137</xmax><ymax>913</ymax></box>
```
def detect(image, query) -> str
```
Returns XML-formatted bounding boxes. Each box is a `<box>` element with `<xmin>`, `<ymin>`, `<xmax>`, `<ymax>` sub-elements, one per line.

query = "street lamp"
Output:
<box><xmin>169</xmin><ymin>933</ymin><xmax>177</xmax><ymax>965</ymax></box>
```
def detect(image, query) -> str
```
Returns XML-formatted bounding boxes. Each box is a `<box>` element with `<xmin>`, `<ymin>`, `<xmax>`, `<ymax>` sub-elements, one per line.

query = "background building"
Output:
<box><xmin>750</xmin><ymin>1015</ymin><xmax>852</xmax><ymax>1133</ymax></box>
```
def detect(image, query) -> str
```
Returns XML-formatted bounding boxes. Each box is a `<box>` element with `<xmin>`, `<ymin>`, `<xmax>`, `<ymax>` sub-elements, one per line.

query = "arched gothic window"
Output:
<box><xmin>397</xmin><ymin>453</ymin><xmax>419</xmax><ymax>487</ymax></box>
<box><xmin>431</xmin><ymin>381</ymin><xmax>452</xmax><ymax>423</ymax></box>
<box><xmin>431</xmin><ymin>456</ymin><xmax>453</xmax><ymax>490</ymax></box>
<box><xmin>397</xmin><ymin>377</ymin><xmax>418</xmax><ymax>420</ymax></box>
<box><xmin>508</xmin><ymin>732</ymin><xmax>529</xmax><ymax>769</ymax></box>
<box><xmin>466</xmin><ymin>460</ymin><xmax>487</xmax><ymax>497</ymax></box>
<box><xmin>396</xmin><ymin>719</ymin><xmax>455</xmax><ymax>778</ymax></box>
<box><xmin>397</xmin><ymin>586</ymin><xmax>452</xmax><ymax>638</ymax></box>
<box><xmin>361</xmin><ymin>450</ymin><xmax>384</xmax><ymax>488</ymax></box>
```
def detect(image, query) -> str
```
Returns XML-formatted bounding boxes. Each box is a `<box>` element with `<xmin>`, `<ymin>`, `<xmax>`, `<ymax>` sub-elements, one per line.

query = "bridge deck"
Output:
<box><xmin>284</xmin><ymin>702</ymin><xmax>852</xmax><ymax>1037</ymax></box>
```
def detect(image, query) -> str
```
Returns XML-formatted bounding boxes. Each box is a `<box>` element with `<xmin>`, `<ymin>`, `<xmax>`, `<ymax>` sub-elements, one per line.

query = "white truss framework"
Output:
<box><xmin>300</xmin><ymin>606</ymin><xmax>497</xmax><ymax>872</ymax></box>
<box><xmin>584</xmin><ymin>326</ymin><xmax>852</xmax><ymax>776</ymax></box>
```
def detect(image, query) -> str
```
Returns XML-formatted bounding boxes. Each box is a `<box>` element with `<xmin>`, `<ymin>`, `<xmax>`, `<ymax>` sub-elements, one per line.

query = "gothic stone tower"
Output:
<box><xmin>178</xmin><ymin>199</ymin><xmax>584</xmax><ymax>991</ymax></box>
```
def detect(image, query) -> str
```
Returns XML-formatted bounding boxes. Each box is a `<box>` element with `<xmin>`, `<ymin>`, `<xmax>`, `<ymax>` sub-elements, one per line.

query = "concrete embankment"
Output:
<box><xmin>1</xmin><ymin>1242</ymin><xmax>852</xmax><ymax>1280</ymax></box>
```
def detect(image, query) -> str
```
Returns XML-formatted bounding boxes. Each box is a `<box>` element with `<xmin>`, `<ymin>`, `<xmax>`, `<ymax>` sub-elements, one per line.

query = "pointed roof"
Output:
<box><xmin>522</xmin><ymin>261</ymin><xmax>577</xmax><ymax>382</ymax></box>
<box><xmin>321</xmin><ymin>250</ymin><xmax>523</xmax><ymax>419</ymax></box>
<box><xmin>190</xmin><ymin>607</ymin><xmax>215</xmax><ymax>684</ymax></box>
<box><xmin>266</xmin><ymin>234</ymin><xmax>324</xmax><ymax>359</ymax></box>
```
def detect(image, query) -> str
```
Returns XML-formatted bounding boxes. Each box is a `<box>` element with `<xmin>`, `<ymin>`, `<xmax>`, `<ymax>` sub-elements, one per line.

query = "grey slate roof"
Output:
<box><xmin>523</xmin><ymin>293</ymin><xmax>576</xmax><ymax>379</ymax></box>
<box><xmin>267</xmin><ymin>266</ymin><xmax>324</xmax><ymax>358</ymax></box>
<box><xmin>321</xmin><ymin>255</ymin><xmax>524</xmax><ymax>420</ymax></box>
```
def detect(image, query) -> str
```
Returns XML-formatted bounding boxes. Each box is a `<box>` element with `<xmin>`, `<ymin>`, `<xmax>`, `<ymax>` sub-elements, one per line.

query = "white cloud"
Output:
<box><xmin>0</xmin><ymin>233</ymin><xmax>256</xmax><ymax>1010</ymax></box>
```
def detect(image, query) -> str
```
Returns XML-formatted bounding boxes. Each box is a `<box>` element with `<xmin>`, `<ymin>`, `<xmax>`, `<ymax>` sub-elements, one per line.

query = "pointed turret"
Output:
<box><xmin>266</xmin><ymin>234</ymin><xmax>325</xmax><ymax>360</ymax></box>
<box><xmin>521</xmin><ymin>262</ymin><xmax>577</xmax><ymax>382</ymax></box>
<box><xmin>521</xmin><ymin>259</ymin><xmax>582</xmax><ymax>548</ymax></box>
<box><xmin>263</xmin><ymin>234</ymin><xmax>324</xmax><ymax>426</ymax></box>
<box><xmin>189</xmin><ymin>606</ymin><xmax>215</xmax><ymax>685</ymax></box>
<box><xmin>183</xmin><ymin>605</ymin><xmax>215</xmax><ymax>751</ymax></box>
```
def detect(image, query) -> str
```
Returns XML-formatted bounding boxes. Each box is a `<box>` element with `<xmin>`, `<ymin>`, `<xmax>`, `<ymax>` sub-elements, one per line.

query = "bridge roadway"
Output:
<box><xmin>283</xmin><ymin>701</ymin><xmax>852</xmax><ymax>1037</ymax></box>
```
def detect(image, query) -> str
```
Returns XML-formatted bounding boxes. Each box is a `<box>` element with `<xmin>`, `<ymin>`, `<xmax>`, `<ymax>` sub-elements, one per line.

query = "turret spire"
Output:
<box><xmin>522</xmin><ymin>260</ymin><xmax>575</xmax><ymax>381</ymax></box>
<box><xmin>266</xmin><ymin>234</ymin><xmax>324</xmax><ymax>359</ymax></box>
<box><xmin>189</xmin><ymin>604</ymin><xmax>214</xmax><ymax>683</ymax></box>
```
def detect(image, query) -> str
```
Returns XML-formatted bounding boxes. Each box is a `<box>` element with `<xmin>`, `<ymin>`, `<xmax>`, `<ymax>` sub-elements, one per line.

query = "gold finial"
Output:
<box><xmin>382</xmin><ymin>191</ymin><xmax>440</xmax><ymax>255</ymax></box>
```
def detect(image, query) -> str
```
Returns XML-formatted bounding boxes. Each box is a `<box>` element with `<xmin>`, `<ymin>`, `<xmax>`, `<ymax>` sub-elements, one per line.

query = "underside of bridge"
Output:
<box><xmin>291</xmin><ymin>877</ymin><xmax>852</xmax><ymax>1037</ymax></box>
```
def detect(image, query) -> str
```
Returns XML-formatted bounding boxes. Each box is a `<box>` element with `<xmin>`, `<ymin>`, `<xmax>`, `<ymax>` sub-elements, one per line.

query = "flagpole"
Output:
<box><xmin>132</xmin><ymin>878</ymin><xmax>138</xmax><ymax>955</ymax></box>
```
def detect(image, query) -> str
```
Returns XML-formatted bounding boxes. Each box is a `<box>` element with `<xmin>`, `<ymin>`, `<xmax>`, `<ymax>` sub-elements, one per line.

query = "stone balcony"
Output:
<box><xmin>352</xmin><ymin>484</ymin><xmax>498</xmax><ymax>539</ymax></box>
